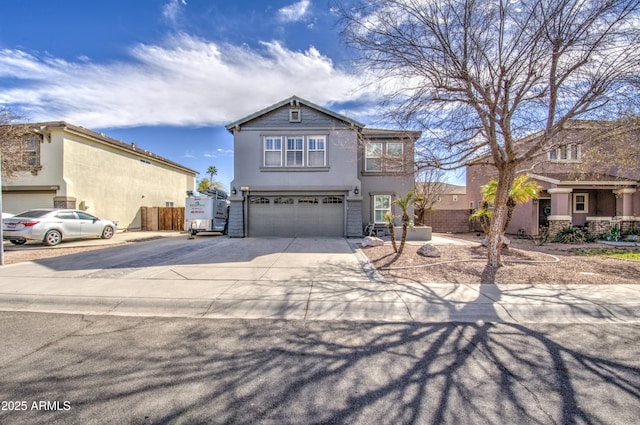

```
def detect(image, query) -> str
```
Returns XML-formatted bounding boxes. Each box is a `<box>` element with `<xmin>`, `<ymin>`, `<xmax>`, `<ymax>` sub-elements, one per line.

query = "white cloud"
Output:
<box><xmin>0</xmin><ymin>34</ymin><xmax>369</xmax><ymax>128</ymax></box>
<box><xmin>278</xmin><ymin>0</ymin><xmax>311</xmax><ymax>23</ymax></box>
<box><xmin>162</xmin><ymin>0</ymin><xmax>187</xmax><ymax>25</ymax></box>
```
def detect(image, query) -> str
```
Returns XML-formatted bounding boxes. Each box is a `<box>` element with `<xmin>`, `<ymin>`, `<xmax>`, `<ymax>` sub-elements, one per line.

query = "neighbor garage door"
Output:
<box><xmin>248</xmin><ymin>195</ymin><xmax>344</xmax><ymax>237</ymax></box>
<box><xmin>3</xmin><ymin>192</ymin><xmax>55</xmax><ymax>214</ymax></box>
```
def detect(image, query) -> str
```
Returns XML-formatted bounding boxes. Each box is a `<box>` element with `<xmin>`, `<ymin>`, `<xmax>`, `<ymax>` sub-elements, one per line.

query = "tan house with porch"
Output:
<box><xmin>2</xmin><ymin>122</ymin><xmax>197</xmax><ymax>230</ymax></box>
<box><xmin>467</xmin><ymin>121</ymin><xmax>639</xmax><ymax>237</ymax></box>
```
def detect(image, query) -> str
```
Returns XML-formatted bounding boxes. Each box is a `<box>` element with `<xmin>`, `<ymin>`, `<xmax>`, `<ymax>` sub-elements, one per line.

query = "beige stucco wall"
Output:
<box><xmin>3</xmin><ymin>127</ymin><xmax>196</xmax><ymax>230</ymax></box>
<box><xmin>62</xmin><ymin>131</ymin><xmax>195</xmax><ymax>229</ymax></box>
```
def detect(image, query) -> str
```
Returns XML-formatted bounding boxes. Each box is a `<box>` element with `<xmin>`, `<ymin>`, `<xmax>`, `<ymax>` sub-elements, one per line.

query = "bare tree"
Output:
<box><xmin>413</xmin><ymin>167</ymin><xmax>448</xmax><ymax>225</ymax></box>
<box><xmin>0</xmin><ymin>107</ymin><xmax>31</xmax><ymax>266</ymax></box>
<box><xmin>338</xmin><ymin>0</ymin><xmax>640</xmax><ymax>267</ymax></box>
<box><xmin>0</xmin><ymin>107</ymin><xmax>32</xmax><ymax>178</ymax></box>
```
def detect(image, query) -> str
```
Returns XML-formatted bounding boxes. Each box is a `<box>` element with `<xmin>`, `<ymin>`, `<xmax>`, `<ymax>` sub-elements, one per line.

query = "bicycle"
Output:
<box><xmin>364</xmin><ymin>222</ymin><xmax>375</xmax><ymax>237</ymax></box>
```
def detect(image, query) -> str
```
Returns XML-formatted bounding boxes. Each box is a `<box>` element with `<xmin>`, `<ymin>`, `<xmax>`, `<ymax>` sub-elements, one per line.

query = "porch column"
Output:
<box><xmin>613</xmin><ymin>188</ymin><xmax>637</xmax><ymax>231</ymax></box>
<box><xmin>547</xmin><ymin>188</ymin><xmax>573</xmax><ymax>235</ymax></box>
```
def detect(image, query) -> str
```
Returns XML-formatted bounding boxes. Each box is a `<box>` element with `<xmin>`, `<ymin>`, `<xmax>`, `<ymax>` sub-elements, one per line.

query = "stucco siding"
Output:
<box><xmin>62</xmin><ymin>132</ymin><xmax>194</xmax><ymax>229</ymax></box>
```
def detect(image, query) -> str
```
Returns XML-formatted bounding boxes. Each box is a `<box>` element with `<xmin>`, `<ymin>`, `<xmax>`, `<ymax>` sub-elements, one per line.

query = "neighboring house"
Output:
<box><xmin>467</xmin><ymin>121</ymin><xmax>640</xmax><ymax>236</ymax></box>
<box><xmin>226</xmin><ymin>96</ymin><xmax>420</xmax><ymax>237</ymax></box>
<box><xmin>2</xmin><ymin>122</ymin><xmax>197</xmax><ymax>230</ymax></box>
<box><xmin>415</xmin><ymin>183</ymin><xmax>470</xmax><ymax>233</ymax></box>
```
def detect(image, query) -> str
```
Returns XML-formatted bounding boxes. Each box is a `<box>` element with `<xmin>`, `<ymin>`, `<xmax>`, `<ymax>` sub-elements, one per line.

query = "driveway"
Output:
<box><xmin>0</xmin><ymin>235</ymin><xmax>639</xmax><ymax>323</ymax></box>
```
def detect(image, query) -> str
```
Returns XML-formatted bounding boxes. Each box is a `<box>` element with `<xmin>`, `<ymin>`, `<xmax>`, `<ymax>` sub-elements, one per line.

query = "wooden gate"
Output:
<box><xmin>141</xmin><ymin>207</ymin><xmax>184</xmax><ymax>231</ymax></box>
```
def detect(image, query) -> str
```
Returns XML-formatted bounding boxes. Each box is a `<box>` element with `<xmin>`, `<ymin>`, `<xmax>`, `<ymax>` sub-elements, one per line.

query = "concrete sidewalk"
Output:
<box><xmin>0</xmin><ymin>236</ymin><xmax>638</xmax><ymax>323</ymax></box>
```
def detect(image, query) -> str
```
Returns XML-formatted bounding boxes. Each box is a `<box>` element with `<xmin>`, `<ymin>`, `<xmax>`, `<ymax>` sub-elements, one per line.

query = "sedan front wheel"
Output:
<box><xmin>101</xmin><ymin>226</ymin><xmax>114</xmax><ymax>239</ymax></box>
<box><xmin>44</xmin><ymin>230</ymin><xmax>62</xmax><ymax>246</ymax></box>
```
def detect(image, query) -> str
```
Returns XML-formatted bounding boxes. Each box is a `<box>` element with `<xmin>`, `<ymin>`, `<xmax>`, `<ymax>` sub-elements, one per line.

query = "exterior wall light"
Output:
<box><xmin>354</xmin><ymin>186</ymin><xmax>359</xmax><ymax>195</ymax></box>
<box><xmin>231</xmin><ymin>187</ymin><xmax>237</xmax><ymax>195</ymax></box>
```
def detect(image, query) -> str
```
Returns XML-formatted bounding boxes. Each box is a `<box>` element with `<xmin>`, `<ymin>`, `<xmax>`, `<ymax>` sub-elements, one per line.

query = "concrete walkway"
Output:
<box><xmin>0</xmin><ymin>235</ymin><xmax>638</xmax><ymax>323</ymax></box>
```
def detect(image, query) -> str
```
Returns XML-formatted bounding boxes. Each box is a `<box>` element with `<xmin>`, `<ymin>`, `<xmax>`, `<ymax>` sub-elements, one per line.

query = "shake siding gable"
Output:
<box><xmin>240</xmin><ymin>104</ymin><xmax>355</xmax><ymax>130</ymax></box>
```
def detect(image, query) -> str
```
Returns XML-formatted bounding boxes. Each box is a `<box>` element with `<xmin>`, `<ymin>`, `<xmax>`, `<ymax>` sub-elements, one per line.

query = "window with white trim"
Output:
<box><xmin>385</xmin><ymin>142</ymin><xmax>403</xmax><ymax>172</ymax></box>
<box><xmin>573</xmin><ymin>193</ymin><xmax>588</xmax><ymax>213</ymax></box>
<box><xmin>365</xmin><ymin>141</ymin><xmax>406</xmax><ymax>172</ymax></box>
<box><xmin>307</xmin><ymin>136</ymin><xmax>326</xmax><ymax>167</ymax></box>
<box><xmin>20</xmin><ymin>134</ymin><xmax>40</xmax><ymax>167</ymax></box>
<box><xmin>264</xmin><ymin>136</ymin><xmax>282</xmax><ymax>167</ymax></box>
<box><xmin>365</xmin><ymin>142</ymin><xmax>383</xmax><ymax>171</ymax></box>
<box><xmin>374</xmin><ymin>195</ymin><xmax>392</xmax><ymax>223</ymax></box>
<box><xmin>289</xmin><ymin>109</ymin><xmax>301</xmax><ymax>122</ymax></box>
<box><xmin>286</xmin><ymin>136</ymin><xmax>304</xmax><ymax>166</ymax></box>
<box><xmin>263</xmin><ymin>135</ymin><xmax>328</xmax><ymax>168</ymax></box>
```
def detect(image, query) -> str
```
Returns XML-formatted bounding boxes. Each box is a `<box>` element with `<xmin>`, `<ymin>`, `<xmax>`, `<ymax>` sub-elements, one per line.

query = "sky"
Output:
<box><xmin>0</xmin><ymin>0</ymin><xmax>399</xmax><ymax>191</ymax></box>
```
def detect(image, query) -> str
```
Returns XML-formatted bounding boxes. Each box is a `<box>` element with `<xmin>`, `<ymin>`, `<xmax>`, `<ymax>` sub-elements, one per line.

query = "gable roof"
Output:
<box><xmin>31</xmin><ymin>121</ymin><xmax>197</xmax><ymax>176</ymax></box>
<box><xmin>225</xmin><ymin>95</ymin><xmax>365</xmax><ymax>132</ymax></box>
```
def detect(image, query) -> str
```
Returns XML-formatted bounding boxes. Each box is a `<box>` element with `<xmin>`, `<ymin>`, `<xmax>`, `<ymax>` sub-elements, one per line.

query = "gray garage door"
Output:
<box><xmin>248</xmin><ymin>195</ymin><xmax>344</xmax><ymax>237</ymax></box>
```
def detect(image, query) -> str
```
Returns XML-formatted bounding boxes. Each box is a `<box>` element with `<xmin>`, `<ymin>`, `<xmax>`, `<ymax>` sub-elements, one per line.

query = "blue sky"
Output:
<box><xmin>0</xmin><ymin>0</ymin><xmax>398</xmax><ymax>191</ymax></box>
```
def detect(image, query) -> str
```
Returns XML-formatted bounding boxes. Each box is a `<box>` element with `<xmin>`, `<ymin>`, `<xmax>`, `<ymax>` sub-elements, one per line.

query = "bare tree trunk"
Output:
<box><xmin>486</xmin><ymin>168</ymin><xmax>516</xmax><ymax>267</ymax></box>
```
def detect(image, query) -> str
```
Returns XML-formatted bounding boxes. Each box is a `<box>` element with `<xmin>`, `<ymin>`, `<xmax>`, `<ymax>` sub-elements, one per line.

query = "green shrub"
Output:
<box><xmin>554</xmin><ymin>226</ymin><xmax>587</xmax><ymax>244</ymax></box>
<box><xmin>624</xmin><ymin>225</ymin><xmax>640</xmax><ymax>237</ymax></box>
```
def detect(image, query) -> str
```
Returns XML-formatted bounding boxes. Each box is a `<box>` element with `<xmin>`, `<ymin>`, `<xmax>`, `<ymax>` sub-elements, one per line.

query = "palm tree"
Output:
<box><xmin>393</xmin><ymin>191</ymin><xmax>421</xmax><ymax>255</ymax></box>
<box><xmin>207</xmin><ymin>165</ymin><xmax>218</xmax><ymax>184</ymax></box>
<box><xmin>384</xmin><ymin>212</ymin><xmax>398</xmax><ymax>253</ymax></box>
<box><xmin>479</xmin><ymin>175</ymin><xmax>541</xmax><ymax>232</ymax></box>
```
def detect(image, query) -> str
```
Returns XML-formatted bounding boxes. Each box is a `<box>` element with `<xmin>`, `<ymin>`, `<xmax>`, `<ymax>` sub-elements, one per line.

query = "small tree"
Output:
<box><xmin>472</xmin><ymin>175</ymin><xmax>541</xmax><ymax>234</ymax></box>
<box><xmin>197</xmin><ymin>178</ymin><xmax>212</xmax><ymax>193</ymax></box>
<box><xmin>384</xmin><ymin>212</ymin><xmax>398</xmax><ymax>253</ymax></box>
<box><xmin>413</xmin><ymin>168</ymin><xmax>448</xmax><ymax>225</ymax></box>
<box><xmin>393</xmin><ymin>191</ymin><xmax>421</xmax><ymax>254</ymax></box>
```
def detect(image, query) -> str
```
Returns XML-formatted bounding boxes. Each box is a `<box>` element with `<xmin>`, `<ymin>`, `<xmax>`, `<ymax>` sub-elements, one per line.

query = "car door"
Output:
<box><xmin>76</xmin><ymin>211</ymin><xmax>103</xmax><ymax>237</ymax></box>
<box><xmin>54</xmin><ymin>211</ymin><xmax>81</xmax><ymax>238</ymax></box>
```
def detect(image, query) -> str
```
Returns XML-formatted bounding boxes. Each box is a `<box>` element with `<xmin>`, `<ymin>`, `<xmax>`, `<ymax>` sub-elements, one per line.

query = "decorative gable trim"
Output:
<box><xmin>225</xmin><ymin>95</ymin><xmax>365</xmax><ymax>132</ymax></box>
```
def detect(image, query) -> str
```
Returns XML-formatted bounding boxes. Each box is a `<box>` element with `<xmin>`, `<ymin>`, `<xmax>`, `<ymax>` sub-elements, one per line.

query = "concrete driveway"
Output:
<box><xmin>0</xmin><ymin>235</ymin><xmax>639</xmax><ymax>323</ymax></box>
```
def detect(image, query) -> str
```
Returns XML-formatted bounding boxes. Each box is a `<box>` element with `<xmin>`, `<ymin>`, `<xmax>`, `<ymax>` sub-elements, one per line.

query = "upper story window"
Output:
<box><xmin>289</xmin><ymin>108</ymin><xmax>301</xmax><ymax>122</ymax></box>
<box><xmin>263</xmin><ymin>135</ymin><xmax>327</xmax><ymax>168</ymax></box>
<box><xmin>307</xmin><ymin>136</ymin><xmax>326</xmax><ymax>167</ymax></box>
<box><xmin>264</xmin><ymin>136</ymin><xmax>283</xmax><ymax>167</ymax></box>
<box><xmin>365</xmin><ymin>142</ymin><xmax>383</xmax><ymax>171</ymax></box>
<box><xmin>549</xmin><ymin>144</ymin><xmax>580</xmax><ymax>162</ymax></box>
<box><xmin>286</xmin><ymin>136</ymin><xmax>304</xmax><ymax>166</ymax></box>
<box><xmin>21</xmin><ymin>135</ymin><xmax>40</xmax><ymax>167</ymax></box>
<box><xmin>365</xmin><ymin>141</ymin><xmax>405</xmax><ymax>172</ymax></box>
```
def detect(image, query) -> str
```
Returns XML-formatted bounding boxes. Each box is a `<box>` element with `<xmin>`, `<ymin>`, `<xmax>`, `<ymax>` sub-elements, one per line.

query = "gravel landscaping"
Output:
<box><xmin>361</xmin><ymin>233</ymin><xmax>640</xmax><ymax>285</ymax></box>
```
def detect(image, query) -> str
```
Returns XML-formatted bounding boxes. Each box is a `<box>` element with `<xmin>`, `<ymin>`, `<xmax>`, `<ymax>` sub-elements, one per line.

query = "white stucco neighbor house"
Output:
<box><xmin>226</xmin><ymin>96</ymin><xmax>421</xmax><ymax>238</ymax></box>
<box><xmin>2</xmin><ymin>121</ymin><xmax>197</xmax><ymax>230</ymax></box>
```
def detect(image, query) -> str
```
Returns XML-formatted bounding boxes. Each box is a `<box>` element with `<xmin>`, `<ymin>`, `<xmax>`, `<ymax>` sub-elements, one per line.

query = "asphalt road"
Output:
<box><xmin>1</xmin><ymin>312</ymin><xmax>639</xmax><ymax>425</ymax></box>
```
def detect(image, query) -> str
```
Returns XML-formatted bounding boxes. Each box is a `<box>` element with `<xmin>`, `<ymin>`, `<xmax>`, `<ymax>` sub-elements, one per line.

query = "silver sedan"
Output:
<box><xmin>2</xmin><ymin>209</ymin><xmax>117</xmax><ymax>246</ymax></box>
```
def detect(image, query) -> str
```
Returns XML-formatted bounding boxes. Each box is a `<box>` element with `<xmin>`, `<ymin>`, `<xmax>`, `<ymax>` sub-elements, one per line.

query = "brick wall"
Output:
<box><xmin>421</xmin><ymin>209</ymin><xmax>472</xmax><ymax>233</ymax></box>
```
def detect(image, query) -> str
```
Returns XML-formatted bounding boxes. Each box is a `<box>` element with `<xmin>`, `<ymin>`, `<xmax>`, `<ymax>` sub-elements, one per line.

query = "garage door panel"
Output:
<box><xmin>249</xmin><ymin>196</ymin><xmax>343</xmax><ymax>237</ymax></box>
<box><xmin>3</xmin><ymin>193</ymin><xmax>54</xmax><ymax>214</ymax></box>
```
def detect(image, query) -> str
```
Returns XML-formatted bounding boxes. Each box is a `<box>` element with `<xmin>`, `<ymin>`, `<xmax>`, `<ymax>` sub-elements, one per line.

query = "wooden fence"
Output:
<box><xmin>141</xmin><ymin>207</ymin><xmax>184</xmax><ymax>231</ymax></box>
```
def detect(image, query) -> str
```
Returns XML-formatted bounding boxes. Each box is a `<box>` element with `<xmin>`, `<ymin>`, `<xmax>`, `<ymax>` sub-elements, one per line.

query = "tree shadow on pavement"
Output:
<box><xmin>1</xmin><ymin>315</ymin><xmax>639</xmax><ymax>424</ymax></box>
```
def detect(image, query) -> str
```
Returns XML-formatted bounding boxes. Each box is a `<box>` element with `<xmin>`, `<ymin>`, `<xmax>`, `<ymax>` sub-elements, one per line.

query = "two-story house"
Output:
<box><xmin>226</xmin><ymin>96</ymin><xmax>420</xmax><ymax>238</ymax></box>
<box><xmin>2</xmin><ymin>122</ymin><xmax>197</xmax><ymax>230</ymax></box>
<box><xmin>467</xmin><ymin>120</ymin><xmax>640</xmax><ymax>237</ymax></box>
